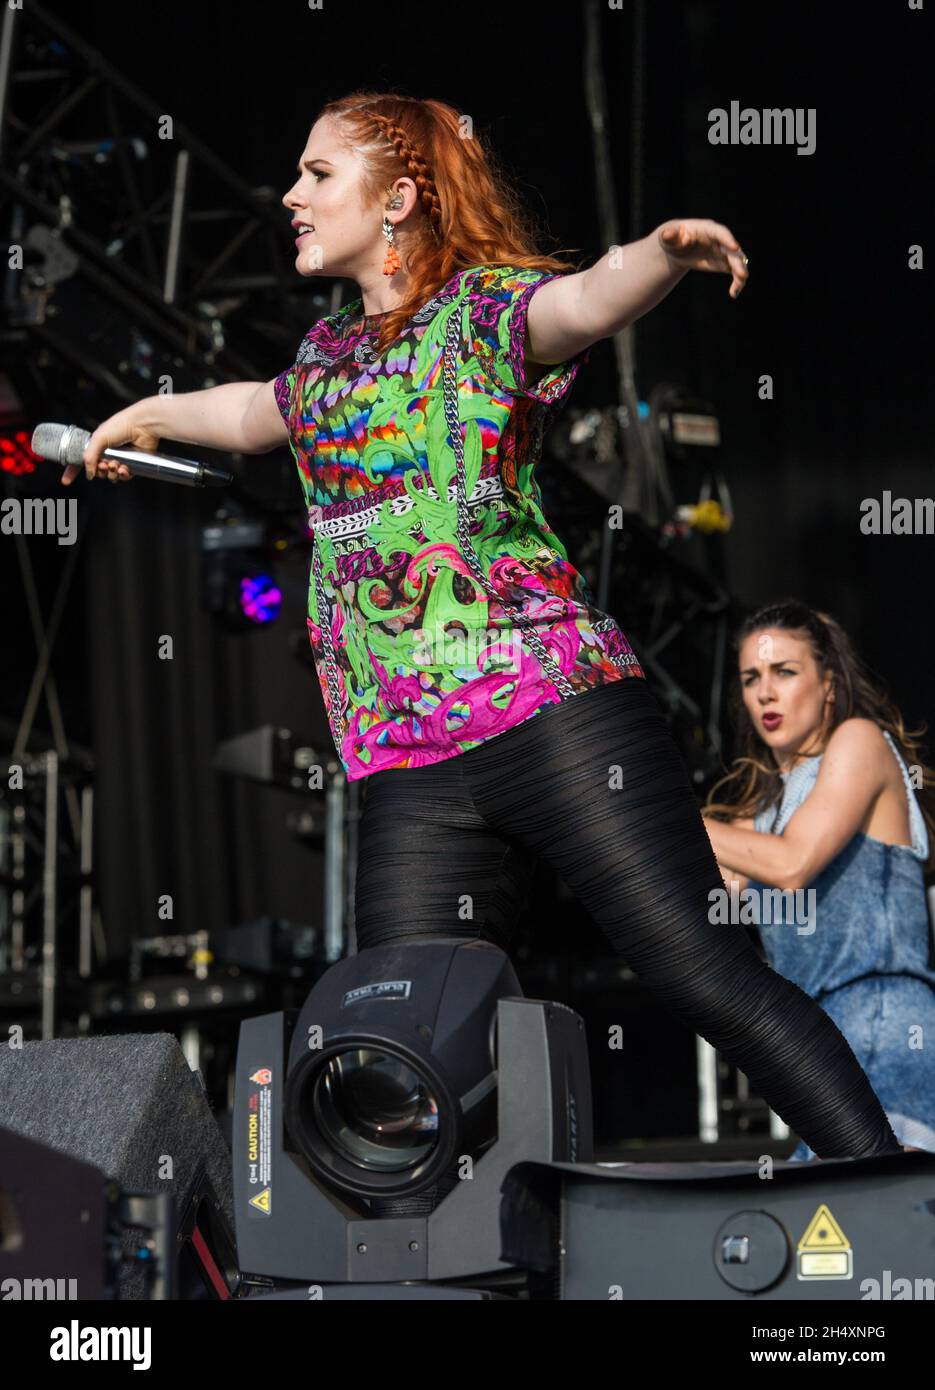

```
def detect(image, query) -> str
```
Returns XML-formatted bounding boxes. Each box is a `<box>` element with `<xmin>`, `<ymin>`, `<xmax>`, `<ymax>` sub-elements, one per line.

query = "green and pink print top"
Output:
<box><xmin>274</xmin><ymin>262</ymin><xmax>645</xmax><ymax>781</ymax></box>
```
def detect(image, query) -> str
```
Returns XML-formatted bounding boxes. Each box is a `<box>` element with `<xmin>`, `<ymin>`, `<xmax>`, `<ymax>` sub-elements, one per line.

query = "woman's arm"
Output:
<box><xmin>151</xmin><ymin>379</ymin><xmax>289</xmax><ymax>455</ymax></box>
<box><xmin>78</xmin><ymin>380</ymin><xmax>289</xmax><ymax>477</ymax></box>
<box><xmin>524</xmin><ymin>219</ymin><xmax>749</xmax><ymax>366</ymax></box>
<box><xmin>239</xmin><ymin>379</ymin><xmax>291</xmax><ymax>454</ymax></box>
<box><xmin>703</xmin><ymin>719</ymin><xmax>893</xmax><ymax>891</ymax></box>
<box><xmin>703</xmin><ymin>814</ymin><xmax>755</xmax><ymax>891</ymax></box>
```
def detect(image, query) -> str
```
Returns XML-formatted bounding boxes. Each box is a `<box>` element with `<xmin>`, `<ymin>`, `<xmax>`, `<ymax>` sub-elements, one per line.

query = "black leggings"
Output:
<box><xmin>354</xmin><ymin>677</ymin><xmax>901</xmax><ymax>1160</ymax></box>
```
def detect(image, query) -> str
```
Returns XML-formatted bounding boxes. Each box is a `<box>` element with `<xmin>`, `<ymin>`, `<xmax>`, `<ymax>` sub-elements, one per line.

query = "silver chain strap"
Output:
<box><xmin>311</xmin><ymin>538</ymin><xmax>348</xmax><ymax>747</ymax></box>
<box><xmin>441</xmin><ymin>303</ymin><xmax>576</xmax><ymax>700</ymax></box>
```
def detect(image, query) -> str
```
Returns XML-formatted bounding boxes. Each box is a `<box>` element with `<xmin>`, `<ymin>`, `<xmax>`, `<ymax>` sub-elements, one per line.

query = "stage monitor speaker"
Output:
<box><xmin>0</xmin><ymin>1033</ymin><xmax>235</xmax><ymax>1299</ymax></box>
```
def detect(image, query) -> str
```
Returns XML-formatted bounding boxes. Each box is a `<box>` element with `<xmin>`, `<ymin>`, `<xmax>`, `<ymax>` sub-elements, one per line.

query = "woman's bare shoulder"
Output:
<box><xmin>824</xmin><ymin>717</ymin><xmax>892</xmax><ymax>763</ymax></box>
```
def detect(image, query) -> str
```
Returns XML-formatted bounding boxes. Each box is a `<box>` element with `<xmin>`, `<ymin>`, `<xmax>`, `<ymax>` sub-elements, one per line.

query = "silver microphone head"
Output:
<box><xmin>31</xmin><ymin>423</ymin><xmax>92</xmax><ymax>466</ymax></box>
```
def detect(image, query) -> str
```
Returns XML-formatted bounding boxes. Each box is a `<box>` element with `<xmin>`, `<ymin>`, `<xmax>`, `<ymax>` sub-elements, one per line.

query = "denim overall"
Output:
<box><xmin>747</xmin><ymin>730</ymin><xmax>935</xmax><ymax>1160</ymax></box>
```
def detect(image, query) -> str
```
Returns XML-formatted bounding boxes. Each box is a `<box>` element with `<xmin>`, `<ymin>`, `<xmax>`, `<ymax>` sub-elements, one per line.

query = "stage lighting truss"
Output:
<box><xmin>0</xmin><ymin>1</ymin><xmax>336</xmax><ymax>406</ymax></box>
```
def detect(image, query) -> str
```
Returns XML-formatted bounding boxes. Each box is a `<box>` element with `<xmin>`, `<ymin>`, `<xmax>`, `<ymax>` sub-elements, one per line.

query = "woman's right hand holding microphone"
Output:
<box><xmin>61</xmin><ymin>400</ymin><xmax>163</xmax><ymax>485</ymax></box>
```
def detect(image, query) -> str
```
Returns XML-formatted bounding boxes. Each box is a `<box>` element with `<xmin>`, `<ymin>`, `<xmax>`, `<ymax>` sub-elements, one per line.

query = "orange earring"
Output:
<box><xmin>381</xmin><ymin>215</ymin><xmax>401</xmax><ymax>276</ymax></box>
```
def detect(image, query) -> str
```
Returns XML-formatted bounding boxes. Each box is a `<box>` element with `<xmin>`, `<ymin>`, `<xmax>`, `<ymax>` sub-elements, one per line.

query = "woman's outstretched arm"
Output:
<box><xmin>66</xmin><ymin>380</ymin><xmax>290</xmax><ymax>484</ymax></box>
<box><xmin>524</xmin><ymin>219</ymin><xmax>749</xmax><ymax>366</ymax></box>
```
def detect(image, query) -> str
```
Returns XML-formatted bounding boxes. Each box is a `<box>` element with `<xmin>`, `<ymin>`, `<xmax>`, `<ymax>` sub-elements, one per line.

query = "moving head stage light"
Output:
<box><xmin>233</xmin><ymin>939</ymin><xmax>592</xmax><ymax>1289</ymax></box>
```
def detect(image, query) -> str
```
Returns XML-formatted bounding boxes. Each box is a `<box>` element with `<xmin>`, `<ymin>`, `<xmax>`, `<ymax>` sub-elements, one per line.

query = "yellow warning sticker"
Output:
<box><xmin>796</xmin><ymin>1202</ymin><xmax>853</xmax><ymax>1280</ymax></box>
<box><xmin>249</xmin><ymin>1187</ymin><xmax>271</xmax><ymax>1215</ymax></box>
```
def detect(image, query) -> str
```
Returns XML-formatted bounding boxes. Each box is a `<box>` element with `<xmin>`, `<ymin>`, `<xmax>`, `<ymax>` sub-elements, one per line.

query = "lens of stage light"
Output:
<box><xmin>312</xmin><ymin>1048</ymin><xmax>440</xmax><ymax>1171</ymax></box>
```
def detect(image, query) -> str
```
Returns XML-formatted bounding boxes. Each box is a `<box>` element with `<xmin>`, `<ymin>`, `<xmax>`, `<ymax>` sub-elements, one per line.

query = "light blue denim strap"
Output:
<box><xmin>755</xmin><ymin>757</ymin><xmax>821</xmax><ymax>837</ymax></box>
<box><xmin>880</xmin><ymin>729</ymin><xmax>930</xmax><ymax>861</ymax></box>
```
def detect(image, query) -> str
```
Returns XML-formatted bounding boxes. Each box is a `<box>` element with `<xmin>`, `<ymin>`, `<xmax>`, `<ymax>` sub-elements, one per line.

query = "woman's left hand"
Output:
<box><xmin>658</xmin><ymin>219</ymin><xmax>750</xmax><ymax>298</ymax></box>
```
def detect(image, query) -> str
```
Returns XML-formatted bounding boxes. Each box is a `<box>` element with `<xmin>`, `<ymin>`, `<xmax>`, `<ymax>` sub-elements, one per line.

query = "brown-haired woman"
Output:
<box><xmin>704</xmin><ymin>599</ymin><xmax>935</xmax><ymax>1158</ymax></box>
<box><xmin>73</xmin><ymin>94</ymin><xmax>911</xmax><ymax>1161</ymax></box>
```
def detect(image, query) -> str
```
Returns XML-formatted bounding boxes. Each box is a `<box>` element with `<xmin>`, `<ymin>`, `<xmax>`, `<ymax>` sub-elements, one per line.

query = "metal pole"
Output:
<box><xmin>0</xmin><ymin>1</ymin><xmax>18</xmax><ymax>163</ymax></box>
<box><xmin>10</xmin><ymin>801</ymin><xmax>26</xmax><ymax>972</ymax></box>
<box><xmin>344</xmin><ymin>781</ymin><xmax>360</xmax><ymax>956</ymax></box>
<box><xmin>583</xmin><ymin>0</ymin><xmax>652</xmax><ymax>610</ymax></box>
<box><xmin>78</xmin><ymin>783</ymin><xmax>94</xmax><ymax>978</ymax></box>
<box><xmin>0</xmin><ymin>800</ymin><xmax>9</xmax><ymax>974</ymax></box>
<box><xmin>696</xmin><ymin>1035</ymin><xmax>719</xmax><ymax>1144</ymax></box>
<box><xmin>323</xmin><ymin>773</ymin><xmax>346</xmax><ymax>963</ymax></box>
<box><xmin>41</xmin><ymin>750</ymin><xmax>59</xmax><ymax>1039</ymax></box>
<box><xmin>163</xmin><ymin>148</ymin><xmax>190</xmax><ymax>305</ymax></box>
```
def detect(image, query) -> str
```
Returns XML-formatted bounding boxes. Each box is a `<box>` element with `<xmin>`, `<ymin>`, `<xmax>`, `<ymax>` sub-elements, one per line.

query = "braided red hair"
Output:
<box><xmin>317</xmin><ymin>90</ymin><xmax>582</xmax><ymax>353</ymax></box>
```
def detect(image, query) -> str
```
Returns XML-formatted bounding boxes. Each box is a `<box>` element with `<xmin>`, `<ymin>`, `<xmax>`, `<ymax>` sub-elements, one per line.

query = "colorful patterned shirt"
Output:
<box><xmin>274</xmin><ymin>262</ymin><xmax>645</xmax><ymax>781</ymax></box>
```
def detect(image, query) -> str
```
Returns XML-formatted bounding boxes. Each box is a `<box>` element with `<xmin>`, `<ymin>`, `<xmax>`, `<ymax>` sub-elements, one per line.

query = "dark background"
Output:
<box><xmin>3</xmin><ymin>0</ymin><xmax>932</xmax><ymax>1144</ymax></box>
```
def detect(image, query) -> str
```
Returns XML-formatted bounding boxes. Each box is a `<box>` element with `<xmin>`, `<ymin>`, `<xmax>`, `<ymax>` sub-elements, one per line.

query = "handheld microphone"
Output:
<box><xmin>31</xmin><ymin>423</ymin><xmax>233</xmax><ymax>488</ymax></box>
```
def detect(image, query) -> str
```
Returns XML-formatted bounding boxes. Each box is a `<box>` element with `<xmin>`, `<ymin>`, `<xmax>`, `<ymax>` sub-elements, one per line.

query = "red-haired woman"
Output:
<box><xmin>74</xmin><ymin>93</ymin><xmax>910</xmax><ymax>1160</ymax></box>
<box><xmin>703</xmin><ymin>601</ymin><xmax>935</xmax><ymax>1158</ymax></box>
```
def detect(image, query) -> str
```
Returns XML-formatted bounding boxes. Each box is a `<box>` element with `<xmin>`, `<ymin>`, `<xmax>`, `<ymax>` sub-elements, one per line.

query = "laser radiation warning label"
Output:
<box><xmin>246</xmin><ymin>1065</ymin><xmax>273</xmax><ymax>1219</ymax></box>
<box><xmin>796</xmin><ymin>1202</ymin><xmax>853</xmax><ymax>1280</ymax></box>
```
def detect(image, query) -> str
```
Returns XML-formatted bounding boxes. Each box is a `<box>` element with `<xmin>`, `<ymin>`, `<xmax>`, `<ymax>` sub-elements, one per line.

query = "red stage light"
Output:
<box><xmin>0</xmin><ymin>424</ymin><xmax>39</xmax><ymax>477</ymax></box>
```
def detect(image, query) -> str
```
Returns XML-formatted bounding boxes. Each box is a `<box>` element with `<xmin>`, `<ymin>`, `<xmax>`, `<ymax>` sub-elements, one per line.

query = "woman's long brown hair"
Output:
<box><xmin>316</xmin><ymin>89</ymin><xmax>584</xmax><ymax>352</ymax></box>
<box><xmin>704</xmin><ymin>599</ymin><xmax>935</xmax><ymax>872</ymax></box>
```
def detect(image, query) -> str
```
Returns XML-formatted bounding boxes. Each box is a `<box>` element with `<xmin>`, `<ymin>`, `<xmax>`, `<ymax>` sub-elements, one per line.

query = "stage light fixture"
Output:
<box><xmin>0</xmin><ymin>421</ymin><xmax>39</xmax><ymax>476</ymax></box>
<box><xmin>282</xmin><ymin>939</ymin><xmax>511</xmax><ymax>1202</ymax></box>
<box><xmin>239</xmin><ymin>570</ymin><xmax>281</xmax><ymax>625</ymax></box>
<box><xmin>233</xmin><ymin>937</ymin><xmax>595</xmax><ymax>1288</ymax></box>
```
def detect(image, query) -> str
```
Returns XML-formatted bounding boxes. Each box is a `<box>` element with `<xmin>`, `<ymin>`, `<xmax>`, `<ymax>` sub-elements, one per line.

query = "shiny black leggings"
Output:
<box><xmin>354</xmin><ymin>677</ymin><xmax>901</xmax><ymax>1160</ymax></box>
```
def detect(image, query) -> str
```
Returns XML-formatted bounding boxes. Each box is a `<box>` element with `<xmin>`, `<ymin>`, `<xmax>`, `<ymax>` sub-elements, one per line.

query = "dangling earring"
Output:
<box><xmin>382</xmin><ymin>195</ymin><xmax>403</xmax><ymax>277</ymax></box>
<box><xmin>381</xmin><ymin>217</ymin><xmax>401</xmax><ymax>276</ymax></box>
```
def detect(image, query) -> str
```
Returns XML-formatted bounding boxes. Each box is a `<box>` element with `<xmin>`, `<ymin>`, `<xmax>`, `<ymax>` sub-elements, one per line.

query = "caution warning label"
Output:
<box><xmin>796</xmin><ymin>1202</ymin><xmax>853</xmax><ymax>1280</ymax></box>
<box><xmin>245</xmin><ymin>1065</ymin><xmax>273</xmax><ymax>1219</ymax></box>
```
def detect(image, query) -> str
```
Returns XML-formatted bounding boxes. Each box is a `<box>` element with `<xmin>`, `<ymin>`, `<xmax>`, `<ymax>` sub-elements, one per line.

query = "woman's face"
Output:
<box><xmin>738</xmin><ymin>627</ymin><xmax>833</xmax><ymax>762</ymax></box>
<box><xmin>280</xmin><ymin>114</ymin><xmax>412</xmax><ymax>281</ymax></box>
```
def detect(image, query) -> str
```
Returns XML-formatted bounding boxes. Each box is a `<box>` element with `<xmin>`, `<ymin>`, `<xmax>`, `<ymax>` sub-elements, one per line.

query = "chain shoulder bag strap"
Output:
<box><xmin>441</xmin><ymin>291</ymin><xmax>576</xmax><ymax>702</ymax></box>
<box><xmin>310</xmin><ymin>528</ymin><xmax>348</xmax><ymax>749</ymax></box>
